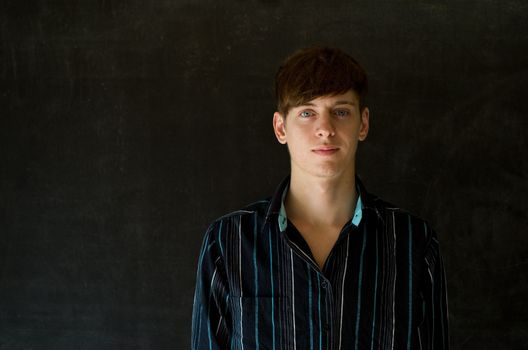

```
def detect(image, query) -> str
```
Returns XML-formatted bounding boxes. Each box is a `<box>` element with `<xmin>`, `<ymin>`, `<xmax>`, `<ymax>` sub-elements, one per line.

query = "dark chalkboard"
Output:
<box><xmin>1</xmin><ymin>1</ymin><xmax>527</xmax><ymax>349</ymax></box>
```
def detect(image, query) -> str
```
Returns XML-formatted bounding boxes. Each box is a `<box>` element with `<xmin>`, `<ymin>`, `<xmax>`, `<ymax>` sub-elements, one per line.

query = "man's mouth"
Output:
<box><xmin>312</xmin><ymin>146</ymin><xmax>339</xmax><ymax>155</ymax></box>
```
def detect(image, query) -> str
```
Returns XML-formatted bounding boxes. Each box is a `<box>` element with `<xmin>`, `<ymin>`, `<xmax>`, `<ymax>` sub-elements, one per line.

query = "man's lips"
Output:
<box><xmin>312</xmin><ymin>146</ymin><xmax>339</xmax><ymax>155</ymax></box>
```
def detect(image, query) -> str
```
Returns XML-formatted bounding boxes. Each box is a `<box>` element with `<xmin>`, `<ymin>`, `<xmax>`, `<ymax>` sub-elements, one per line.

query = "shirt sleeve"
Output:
<box><xmin>420</xmin><ymin>228</ymin><xmax>450</xmax><ymax>349</ymax></box>
<box><xmin>191</xmin><ymin>222</ymin><xmax>231</xmax><ymax>349</ymax></box>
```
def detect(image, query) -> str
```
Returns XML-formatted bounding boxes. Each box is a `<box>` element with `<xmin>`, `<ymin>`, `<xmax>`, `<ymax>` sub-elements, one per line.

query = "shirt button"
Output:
<box><xmin>321</xmin><ymin>281</ymin><xmax>328</xmax><ymax>289</ymax></box>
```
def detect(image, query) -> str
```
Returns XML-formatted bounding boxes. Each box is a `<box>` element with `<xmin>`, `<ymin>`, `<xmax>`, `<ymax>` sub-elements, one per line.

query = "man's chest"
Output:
<box><xmin>290</xmin><ymin>222</ymin><xmax>343</xmax><ymax>270</ymax></box>
<box><xmin>221</xmin><ymin>219</ymin><xmax>425</xmax><ymax>349</ymax></box>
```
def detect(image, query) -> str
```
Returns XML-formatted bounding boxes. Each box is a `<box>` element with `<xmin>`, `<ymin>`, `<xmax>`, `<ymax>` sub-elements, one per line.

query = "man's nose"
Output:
<box><xmin>316</xmin><ymin>114</ymin><xmax>336</xmax><ymax>137</ymax></box>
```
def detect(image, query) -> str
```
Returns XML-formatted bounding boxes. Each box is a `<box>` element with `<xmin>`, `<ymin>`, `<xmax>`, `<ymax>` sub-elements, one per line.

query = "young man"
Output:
<box><xmin>192</xmin><ymin>47</ymin><xmax>449</xmax><ymax>349</ymax></box>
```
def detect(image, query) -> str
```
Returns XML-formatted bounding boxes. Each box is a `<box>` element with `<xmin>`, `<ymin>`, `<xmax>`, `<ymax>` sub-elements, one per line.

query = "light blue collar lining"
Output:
<box><xmin>278</xmin><ymin>184</ymin><xmax>363</xmax><ymax>232</ymax></box>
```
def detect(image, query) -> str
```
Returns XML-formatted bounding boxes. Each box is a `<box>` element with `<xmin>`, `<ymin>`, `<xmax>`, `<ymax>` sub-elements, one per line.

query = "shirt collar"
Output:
<box><xmin>266</xmin><ymin>175</ymin><xmax>368</xmax><ymax>232</ymax></box>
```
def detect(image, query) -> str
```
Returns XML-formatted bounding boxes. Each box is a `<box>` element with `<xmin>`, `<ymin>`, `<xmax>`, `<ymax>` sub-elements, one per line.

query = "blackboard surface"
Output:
<box><xmin>2</xmin><ymin>1</ymin><xmax>527</xmax><ymax>349</ymax></box>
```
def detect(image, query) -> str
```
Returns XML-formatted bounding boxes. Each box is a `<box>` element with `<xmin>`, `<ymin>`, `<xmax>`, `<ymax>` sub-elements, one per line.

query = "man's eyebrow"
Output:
<box><xmin>332</xmin><ymin>100</ymin><xmax>356</xmax><ymax>106</ymax></box>
<box><xmin>301</xmin><ymin>100</ymin><xmax>356</xmax><ymax>107</ymax></box>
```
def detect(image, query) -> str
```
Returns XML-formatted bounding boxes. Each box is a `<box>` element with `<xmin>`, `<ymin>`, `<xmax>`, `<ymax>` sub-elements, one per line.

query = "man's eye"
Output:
<box><xmin>334</xmin><ymin>110</ymin><xmax>350</xmax><ymax>117</ymax></box>
<box><xmin>300</xmin><ymin>111</ymin><xmax>313</xmax><ymax>118</ymax></box>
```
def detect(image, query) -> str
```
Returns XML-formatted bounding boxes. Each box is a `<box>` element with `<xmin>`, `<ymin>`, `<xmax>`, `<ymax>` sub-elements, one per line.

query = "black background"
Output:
<box><xmin>2</xmin><ymin>0</ymin><xmax>527</xmax><ymax>349</ymax></box>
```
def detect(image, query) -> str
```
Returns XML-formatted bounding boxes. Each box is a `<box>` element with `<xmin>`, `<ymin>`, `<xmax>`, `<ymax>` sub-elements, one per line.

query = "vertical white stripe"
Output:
<box><xmin>378</xmin><ymin>228</ymin><xmax>388</xmax><ymax>349</ymax></box>
<box><xmin>428</xmin><ymin>265</ymin><xmax>435</xmax><ymax>347</ymax></box>
<box><xmin>208</xmin><ymin>268</ymin><xmax>219</xmax><ymax>349</ymax></box>
<box><xmin>210</xmin><ymin>268</ymin><xmax>218</xmax><ymax>290</ymax></box>
<box><xmin>407</xmin><ymin>216</ymin><xmax>413</xmax><ymax>350</ymax></box>
<box><xmin>239</xmin><ymin>220</ymin><xmax>244</xmax><ymax>350</ymax></box>
<box><xmin>417</xmin><ymin>326</ymin><xmax>422</xmax><ymax>350</ymax></box>
<box><xmin>442</xmin><ymin>260</ymin><xmax>449</xmax><ymax>349</ymax></box>
<box><xmin>338</xmin><ymin>235</ymin><xmax>351</xmax><ymax>350</ymax></box>
<box><xmin>216</xmin><ymin>316</ymin><xmax>223</xmax><ymax>335</ymax></box>
<box><xmin>291</xmin><ymin>250</ymin><xmax>297</xmax><ymax>349</ymax></box>
<box><xmin>391</xmin><ymin>212</ymin><xmax>397</xmax><ymax>349</ymax></box>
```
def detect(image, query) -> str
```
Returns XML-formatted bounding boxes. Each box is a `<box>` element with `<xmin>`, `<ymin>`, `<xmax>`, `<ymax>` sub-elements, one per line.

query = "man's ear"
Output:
<box><xmin>358</xmin><ymin>107</ymin><xmax>370</xmax><ymax>141</ymax></box>
<box><xmin>273</xmin><ymin>112</ymin><xmax>287</xmax><ymax>144</ymax></box>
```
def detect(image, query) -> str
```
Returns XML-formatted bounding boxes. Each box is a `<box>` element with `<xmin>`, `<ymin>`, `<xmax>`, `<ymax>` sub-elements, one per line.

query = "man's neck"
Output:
<box><xmin>285</xmin><ymin>169</ymin><xmax>358</xmax><ymax>229</ymax></box>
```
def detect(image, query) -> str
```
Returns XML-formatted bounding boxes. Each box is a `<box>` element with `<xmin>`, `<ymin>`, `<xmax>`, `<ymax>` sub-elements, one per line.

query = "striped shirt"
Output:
<box><xmin>192</xmin><ymin>176</ymin><xmax>449</xmax><ymax>349</ymax></box>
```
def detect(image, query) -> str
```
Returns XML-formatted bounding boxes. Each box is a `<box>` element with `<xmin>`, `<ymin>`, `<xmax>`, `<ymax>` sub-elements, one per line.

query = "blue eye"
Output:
<box><xmin>334</xmin><ymin>110</ymin><xmax>350</xmax><ymax>117</ymax></box>
<box><xmin>300</xmin><ymin>111</ymin><xmax>313</xmax><ymax>118</ymax></box>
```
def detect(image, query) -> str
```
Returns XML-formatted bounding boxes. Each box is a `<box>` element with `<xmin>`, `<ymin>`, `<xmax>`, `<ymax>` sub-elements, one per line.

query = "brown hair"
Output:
<box><xmin>275</xmin><ymin>46</ymin><xmax>368</xmax><ymax>116</ymax></box>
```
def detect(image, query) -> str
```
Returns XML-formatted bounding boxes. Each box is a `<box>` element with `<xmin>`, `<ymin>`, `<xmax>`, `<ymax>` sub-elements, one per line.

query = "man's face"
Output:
<box><xmin>273</xmin><ymin>90</ymin><xmax>369</xmax><ymax>180</ymax></box>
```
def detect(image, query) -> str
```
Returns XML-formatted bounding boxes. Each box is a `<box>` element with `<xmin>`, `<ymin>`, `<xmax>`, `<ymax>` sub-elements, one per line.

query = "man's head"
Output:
<box><xmin>272</xmin><ymin>47</ymin><xmax>370</xmax><ymax>180</ymax></box>
<box><xmin>275</xmin><ymin>46</ymin><xmax>368</xmax><ymax>117</ymax></box>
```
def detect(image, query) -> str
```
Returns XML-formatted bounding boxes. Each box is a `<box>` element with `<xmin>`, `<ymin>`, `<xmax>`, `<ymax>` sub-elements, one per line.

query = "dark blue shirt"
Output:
<box><xmin>192</xmin><ymin>176</ymin><xmax>449</xmax><ymax>349</ymax></box>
